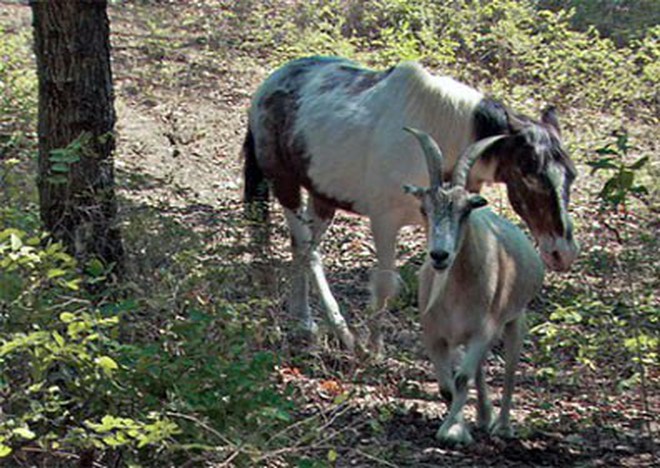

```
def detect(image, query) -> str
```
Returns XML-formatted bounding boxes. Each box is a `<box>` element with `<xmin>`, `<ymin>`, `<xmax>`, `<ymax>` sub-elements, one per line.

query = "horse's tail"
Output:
<box><xmin>243</xmin><ymin>124</ymin><xmax>269</xmax><ymax>223</ymax></box>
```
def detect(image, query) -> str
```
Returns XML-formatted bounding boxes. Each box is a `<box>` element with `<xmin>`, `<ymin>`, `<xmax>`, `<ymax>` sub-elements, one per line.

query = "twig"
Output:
<box><xmin>354</xmin><ymin>448</ymin><xmax>399</xmax><ymax>468</ymax></box>
<box><xmin>218</xmin><ymin>448</ymin><xmax>242</xmax><ymax>468</ymax></box>
<box><xmin>18</xmin><ymin>446</ymin><xmax>105</xmax><ymax>468</ymax></box>
<box><xmin>255</xmin><ymin>407</ymin><xmax>368</xmax><ymax>464</ymax></box>
<box><xmin>164</xmin><ymin>411</ymin><xmax>236</xmax><ymax>449</ymax></box>
<box><xmin>265</xmin><ymin>409</ymin><xmax>324</xmax><ymax>446</ymax></box>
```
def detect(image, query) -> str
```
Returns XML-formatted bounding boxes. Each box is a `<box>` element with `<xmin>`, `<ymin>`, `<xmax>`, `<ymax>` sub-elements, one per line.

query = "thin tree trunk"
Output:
<box><xmin>31</xmin><ymin>0</ymin><xmax>123</xmax><ymax>275</ymax></box>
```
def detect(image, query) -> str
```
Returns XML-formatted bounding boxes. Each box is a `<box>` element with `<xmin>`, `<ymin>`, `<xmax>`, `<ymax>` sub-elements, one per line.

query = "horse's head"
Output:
<box><xmin>496</xmin><ymin>107</ymin><xmax>578</xmax><ymax>271</ymax></box>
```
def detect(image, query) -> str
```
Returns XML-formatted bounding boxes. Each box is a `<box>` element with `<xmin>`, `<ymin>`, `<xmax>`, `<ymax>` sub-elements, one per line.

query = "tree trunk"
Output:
<box><xmin>31</xmin><ymin>0</ymin><xmax>123</xmax><ymax>275</ymax></box>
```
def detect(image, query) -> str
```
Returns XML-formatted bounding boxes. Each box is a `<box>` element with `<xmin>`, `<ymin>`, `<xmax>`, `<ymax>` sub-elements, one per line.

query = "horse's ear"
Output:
<box><xmin>505</xmin><ymin>108</ymin><xmax>526</xmax><ymax>133</ymax></box>
<box><xmin>541</xmin><ymin>106</ymin><xmax>561</xmax><ymax>136</ymax></box>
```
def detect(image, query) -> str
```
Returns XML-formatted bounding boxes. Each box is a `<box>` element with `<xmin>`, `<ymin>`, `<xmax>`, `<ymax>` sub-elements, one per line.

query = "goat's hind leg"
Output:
<box><xmin>490</xmin><ymin>315</ymin><xmax>525</xmax><ymax>438</ymax></box>
<box><xmin>476</xmin><ymin>360</ymin><xmax>494</xmax><ymax>430</ymax></box>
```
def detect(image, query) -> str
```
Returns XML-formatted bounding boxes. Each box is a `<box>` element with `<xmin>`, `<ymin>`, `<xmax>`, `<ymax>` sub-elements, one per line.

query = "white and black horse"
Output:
<box><xmin>243</xmin><ymin>56</ymin><xmax>577</xmax><ymax>353</ymax></box>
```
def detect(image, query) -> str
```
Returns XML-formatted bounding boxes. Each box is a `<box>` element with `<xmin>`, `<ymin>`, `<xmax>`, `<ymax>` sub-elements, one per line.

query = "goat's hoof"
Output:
<box><xmin>436</xmin><ymin>422</ymin><xmax>473</xmax><ymax>446</ymax></box>
<box><xmin>489</xmin><ymin>419</ymin><xmax>515</xmax><ymax>439</ymax></box>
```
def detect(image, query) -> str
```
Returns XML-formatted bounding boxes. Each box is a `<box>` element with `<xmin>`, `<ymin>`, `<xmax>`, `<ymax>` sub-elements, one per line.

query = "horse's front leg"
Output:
<box><xmin>367</xmin><ymin>216</ymin><xmax>402</xmax><ymax>357</ymax></box>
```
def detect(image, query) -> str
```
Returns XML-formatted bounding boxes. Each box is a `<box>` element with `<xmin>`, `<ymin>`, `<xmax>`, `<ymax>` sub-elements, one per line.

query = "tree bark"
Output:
<box><xmin>31</xmin><ymin>0</ymin><xmax>123</xmax><ymax>275</ymax></box>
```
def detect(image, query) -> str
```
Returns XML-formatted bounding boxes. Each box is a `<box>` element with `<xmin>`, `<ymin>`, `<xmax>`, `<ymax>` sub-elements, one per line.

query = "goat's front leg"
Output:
<box><xmin>425</xmin><ymin>338</ymin><xmax>455</xmax><ymax>405</ymax></box>
<box><xmin>367</xmin><ymin>217</ymin><xmax>401</xmax><ymax>356</ymax></box>
<box><xmin>490</xmin><ymin>315</ymin><xmax>525</xmax><ymax>438</ymax></box>
<box><xmin>438</xmin><ymin>338</ymin><xmax>491</xmax><ymax>445</ymax></box>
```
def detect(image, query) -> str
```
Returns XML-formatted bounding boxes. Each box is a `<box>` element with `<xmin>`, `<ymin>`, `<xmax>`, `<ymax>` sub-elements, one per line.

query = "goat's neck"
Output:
<box><xmin>445</xmin><ymin>220</ymin><xmax>483</xmax><ymax>285</ymax></box>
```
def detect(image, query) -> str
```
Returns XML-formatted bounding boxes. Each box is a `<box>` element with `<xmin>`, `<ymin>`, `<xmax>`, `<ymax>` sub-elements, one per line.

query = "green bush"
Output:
<box><xmin>264</xmin><ymin>0</ymin><xmax>658</xmax><ymax>117</ymax></box>
<box><xmin>0</xmin><ymin>225</ymin><xmax>292</xmax><ymax>464</ymax></box>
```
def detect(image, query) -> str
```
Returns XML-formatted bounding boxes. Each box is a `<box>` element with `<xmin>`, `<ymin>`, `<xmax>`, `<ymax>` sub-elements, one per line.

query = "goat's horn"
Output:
<box><xmin>404</xmin><ymin>127</ymin><xmax>443</xmax><ymax>189</ymax></box>
<box><xmin>452</xmin><ymin>135</ymin><xmax>507</xmax><ymax>188</ymax></box>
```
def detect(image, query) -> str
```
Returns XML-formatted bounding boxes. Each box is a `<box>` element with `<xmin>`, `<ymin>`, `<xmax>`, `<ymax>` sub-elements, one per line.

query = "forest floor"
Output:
<box><xmin>3</xmin><ymin>1</ymin><xmax>658</xmax><ymax>466</ymax></box>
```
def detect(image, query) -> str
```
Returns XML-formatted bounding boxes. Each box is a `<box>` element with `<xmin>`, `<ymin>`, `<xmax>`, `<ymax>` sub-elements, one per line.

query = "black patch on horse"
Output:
<box><xmin>473</xmin><ymin>98</ymin><xmax>510</xmax><ymax>139</ymax></box>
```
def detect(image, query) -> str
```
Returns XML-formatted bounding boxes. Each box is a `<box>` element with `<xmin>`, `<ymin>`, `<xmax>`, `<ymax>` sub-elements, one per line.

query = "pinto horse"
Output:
<box><xmin>243</xmin><ymin>56</ymin><xmax>577</xmax><ymax>353</ymax></box>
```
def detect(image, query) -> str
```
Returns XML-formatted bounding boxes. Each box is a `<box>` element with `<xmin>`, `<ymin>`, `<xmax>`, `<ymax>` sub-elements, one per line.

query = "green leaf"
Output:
<box><xmin>60</xmin><ymin>312</ymin><xmax>76</xmax><ymax>323</ymax></box>
<box><xmin>619</xmin><ymin>170</ymin><xmax>634</xmax><ymax>190</ymax></box>
<box><xmin>327</xmin><ymin>448</ymin><xmax>338</xmax><ymax>463</ymax></box>
<box><xmin>600</xmin><ymin>178</ymin><xmax>620</xmax><ymax>200</ymax></box>
<box><xmin>52</xmin><ymin>331</ymin><xmax>65</xmax><ymax>348</ymax></box>
<box><xmin>86</xmin><ymin>258</ymin><xmax>105</xmax><ymax>277</ymax></box>
<box><xmin>594</xmin><ymin>146</ymin><xmax>618</xmax><ymax>155</ymax></box>
<box><xmin>47</xmin><ymin>175</ymin><xmax>68</xmax><ymax>185</ymax></box>
<box><xmin>9</xmin><ymin>233</ymin><xmax>21</xmax><ymax>251</ymax></box>
<box><xmin>63</xmin><ymin>279</ymin><xmax>80</xmax><ymax>291</ymax></box>
<box><xmin>49</xmin><ymin>148</ymin><xmax>80</xmax><ymax>164</ymax></box>
<box><xmin>629</xmin><ymin>156</ymin><xmax>649</xmax><ymax>170</ymax></box>
<box><xmin>586</xmin><ymin>157</ymin><xmax>618</xmax><ymax>174</ymax></box>
<box><xmin>12</xmin><ymin>427</ymin><xmax>36</xmax><ymax>440</ymax></box>
<box><xmin>630</xmin><ymin>186</ymin><xmax>649</xmax><ymax>196</ymax></box>
<box><xmin>0</xmin><ymin>444</ymin><xmax>11</xmax><ymax>458</ymax></box>
<box><xmin>616</xmin><ymin>133</ymin><xmax>629</xmax><ymax>151</ymax></box>
<box><xmin>96</xmin><ymin>356</ymin><xmax>119</xmax><ymax>373</ymax></box>
<box><xmin>51</xmin><ymin>162</ymin><xmax>70</xmax><ymax>173</ymax></box>
<box><xmin>47</xmin><ymin>268</ymin><xmax>67</xmax><ymax>279</ymax></box>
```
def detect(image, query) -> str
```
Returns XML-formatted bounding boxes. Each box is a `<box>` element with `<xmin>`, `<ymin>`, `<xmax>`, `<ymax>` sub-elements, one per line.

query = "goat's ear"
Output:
<box><xmin>468</xmin><ymin>195</ymin><xmax>488</xmax><ymax>210</ymax></box>
<box><xmin>403</xmin><ymin>184</ymin><xmax>425</xmax><ymax>198</ymax></box>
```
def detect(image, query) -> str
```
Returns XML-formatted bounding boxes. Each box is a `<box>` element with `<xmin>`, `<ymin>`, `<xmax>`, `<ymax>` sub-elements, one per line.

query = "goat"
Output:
<box><xmin>243</xmin><ymin>56</ymin><xmax>574</xmax><ymax>353</ymax></box>
<box><xmin>404</xmin><ymin>127</ymin><xmax>544</xmax><ymax>445</ymax></box>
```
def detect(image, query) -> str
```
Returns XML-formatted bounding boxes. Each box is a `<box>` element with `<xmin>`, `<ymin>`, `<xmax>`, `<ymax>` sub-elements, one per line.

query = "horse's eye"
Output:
<box><xmin>520</xmin><ymin>157</ymin><xmax>538</xmax><ymax>175</ymax></box>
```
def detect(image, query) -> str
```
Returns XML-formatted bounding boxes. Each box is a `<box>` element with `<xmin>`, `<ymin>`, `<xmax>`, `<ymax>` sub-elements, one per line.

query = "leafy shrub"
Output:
<box><xmin>264</xmin><ymin>0</ymin><xmax>658</xmax><ymax>117</ymax></box>
<box><xmin>529</xmin><ymin>133</ymin><xmax>657</xmax><ymax>387</ymax></box>
<box><xmin>0</xmin><ymin>225</ymin><xmax>292</xmax><ymax>465</ymax></box>
<box><xmin>0</xmin><ymin>228</ymin><xmax>176</xmax><ymax>460</ymax></box>
<box><xmin>537</xmin><ymin>0</ymin><xmax>660</xmax><ymax>46</ymax></box>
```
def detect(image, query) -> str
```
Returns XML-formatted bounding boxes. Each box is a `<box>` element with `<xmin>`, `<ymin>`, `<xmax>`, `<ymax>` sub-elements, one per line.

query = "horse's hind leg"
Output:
<box><xmin>307</xmin><ymin>197</ymin><xmax>356</xmax><ymax>352</ymax></box>
<box><xmin>283</xmin><ymin>206</ymin><xmax>318</xmax><ymax>341</ymax></box>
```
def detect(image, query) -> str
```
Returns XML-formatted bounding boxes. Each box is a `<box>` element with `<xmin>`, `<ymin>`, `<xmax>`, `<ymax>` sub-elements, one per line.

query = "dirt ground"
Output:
<box><xmin>3</xmin><ymin>1</ymin><xmax>657</xmax><ymax>466</ymax></box>
<box><xmin>106</xmin><ymin>4</ymin><xmax>657</xmax><ymax>467</ymax></box>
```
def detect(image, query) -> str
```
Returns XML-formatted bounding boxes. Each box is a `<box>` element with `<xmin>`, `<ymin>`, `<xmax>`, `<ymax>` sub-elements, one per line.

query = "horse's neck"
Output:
<box><xmin>395</xmin><ymin>65</ymin><xmax>482</xmax><ymax>167</ymax></box>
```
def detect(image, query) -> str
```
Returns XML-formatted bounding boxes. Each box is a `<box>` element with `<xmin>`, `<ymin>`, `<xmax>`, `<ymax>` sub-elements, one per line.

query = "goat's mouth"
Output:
<box><xmin>431</xmin><ymin>259</ymin><xmax>450</xmax><ymax>271</ymax></box>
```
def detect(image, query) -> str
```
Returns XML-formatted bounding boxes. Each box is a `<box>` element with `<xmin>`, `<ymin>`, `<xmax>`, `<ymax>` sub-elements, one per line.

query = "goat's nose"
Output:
<box><xmin>430</xmin><ymin>250</ymin><xmax>450</xmax><ymax>269</ymax></box>
<box><xmin>430</xmin><ymin>250</ymin><xmax>449</xmax><ymax>262</ymax></box>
